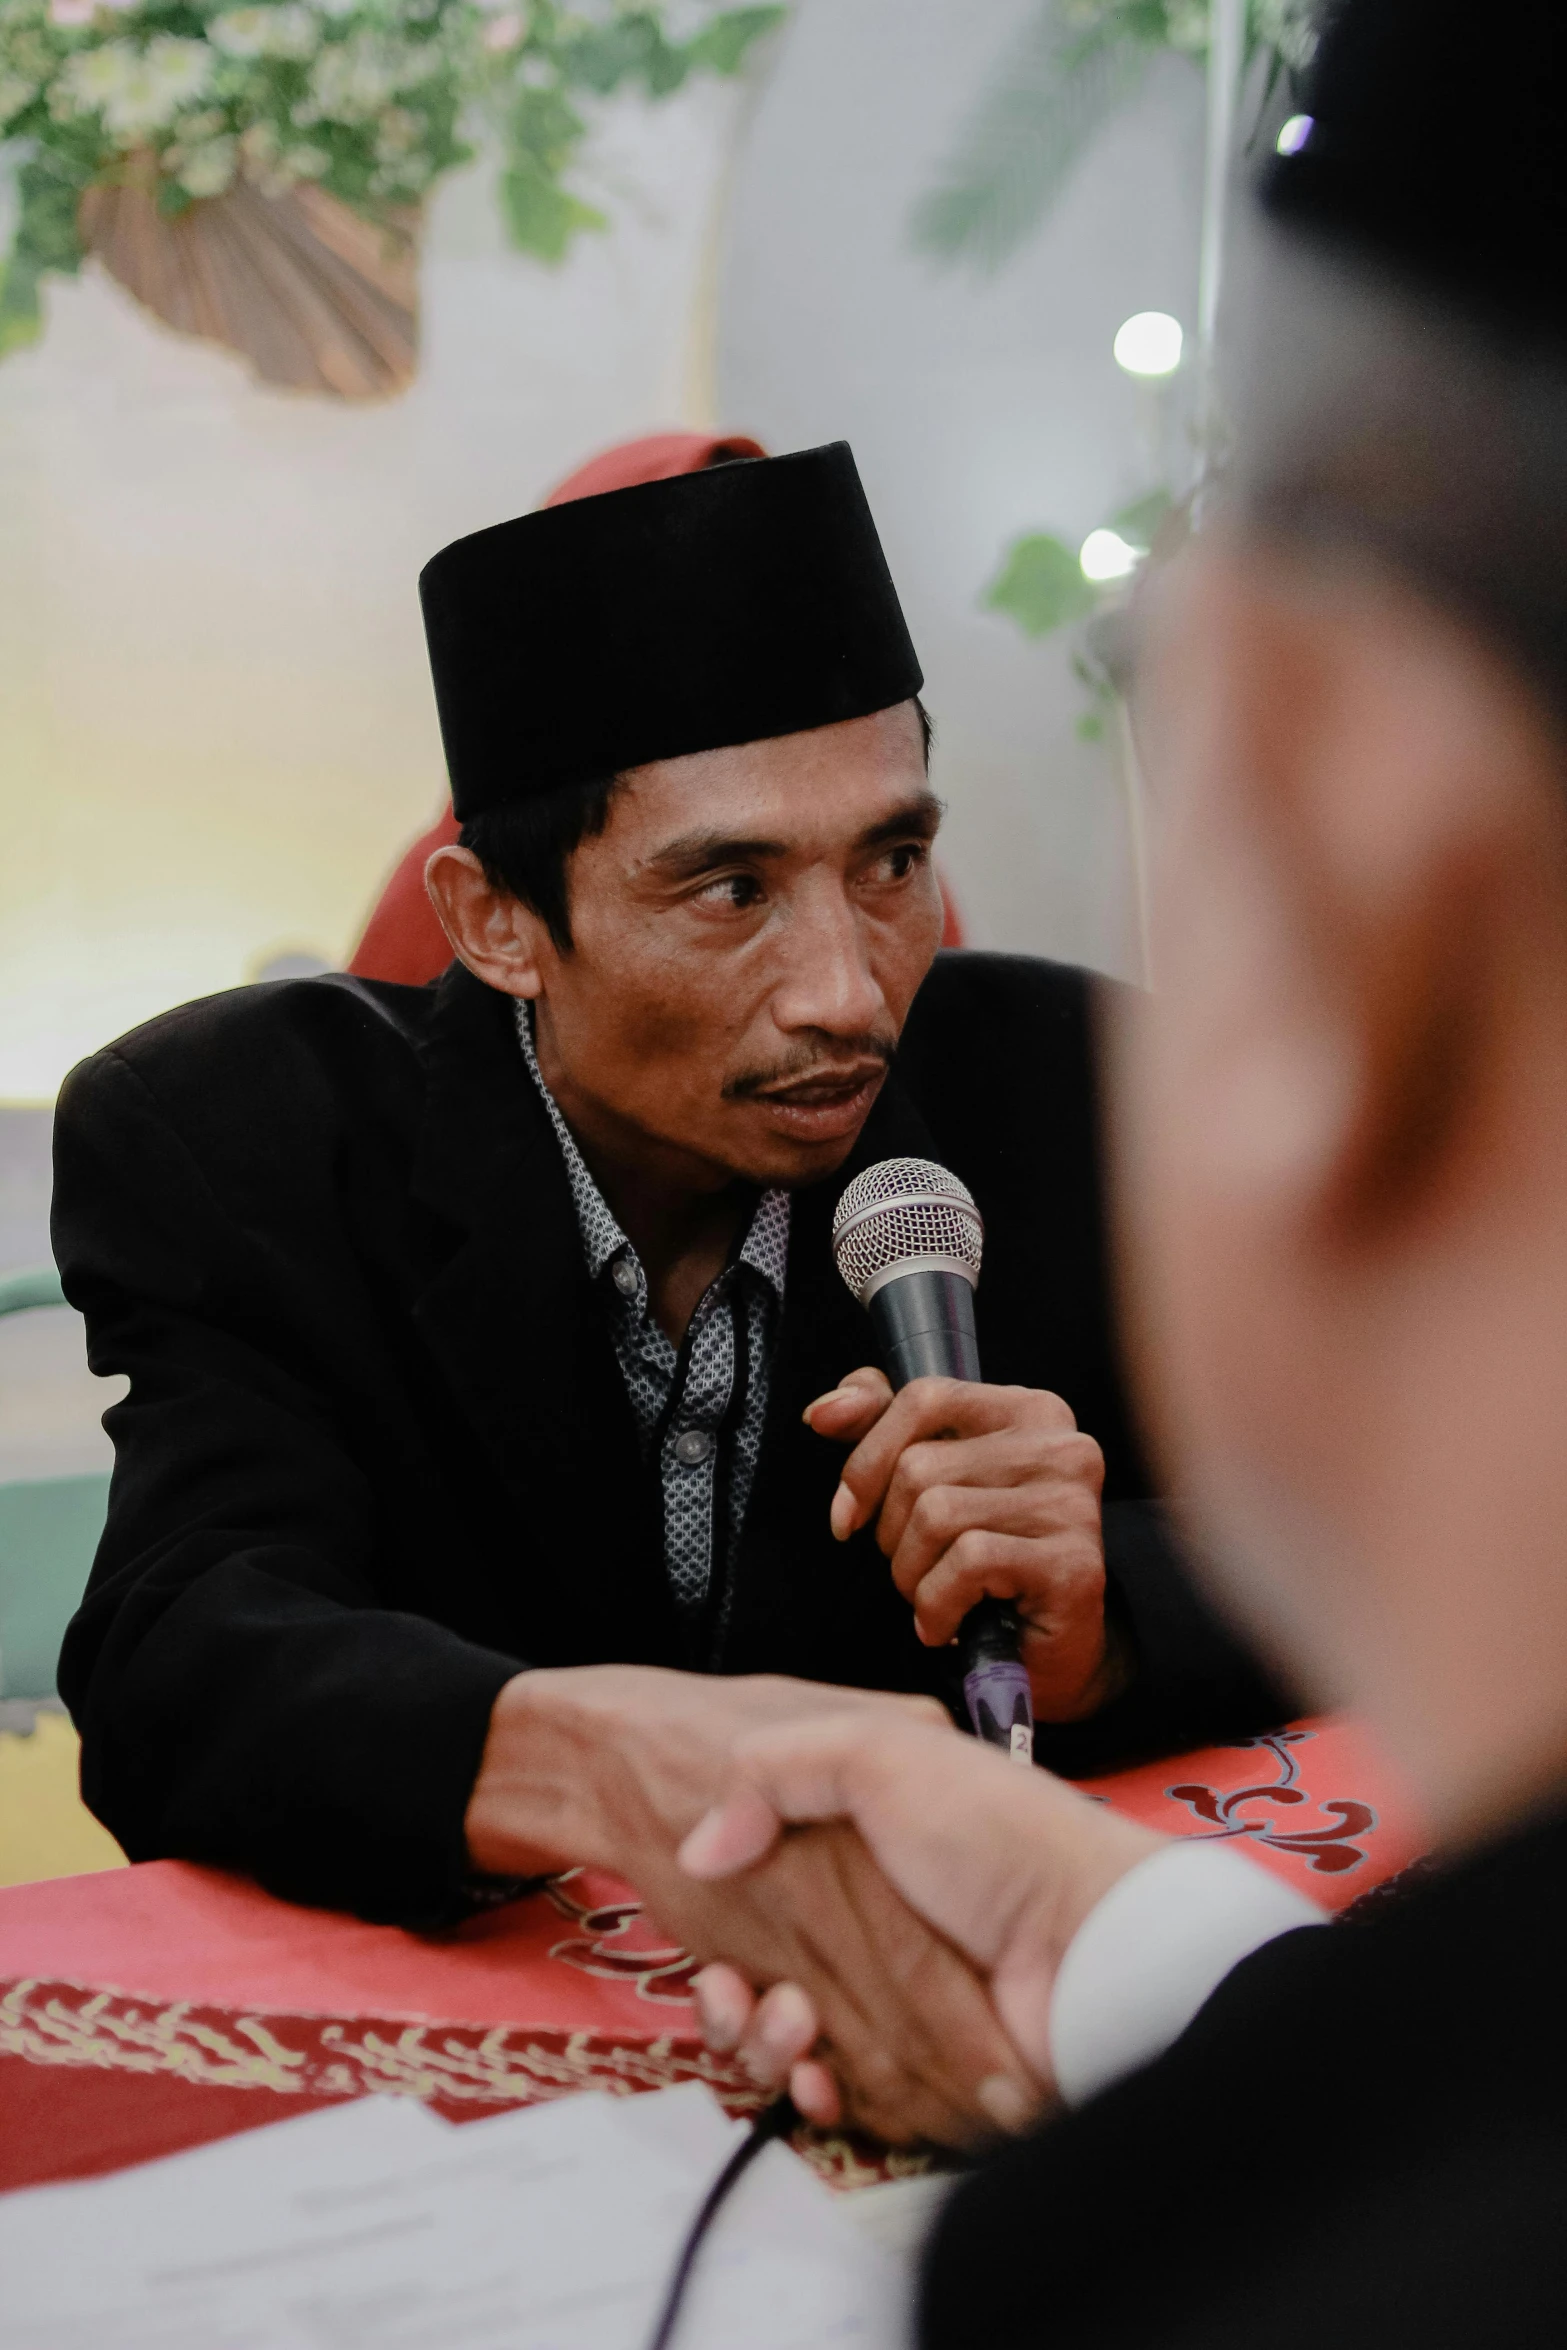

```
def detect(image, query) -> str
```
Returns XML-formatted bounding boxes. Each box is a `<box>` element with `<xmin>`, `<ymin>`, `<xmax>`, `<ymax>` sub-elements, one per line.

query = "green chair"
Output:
<box><xmin>0</xmin><ymin>1269</ymin><xmax>110</xmax><ymax>1703</ymax></box>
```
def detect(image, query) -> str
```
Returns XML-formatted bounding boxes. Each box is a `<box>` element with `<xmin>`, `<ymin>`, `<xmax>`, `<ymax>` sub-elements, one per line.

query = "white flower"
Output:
<box><xmin>369</xmin><ymin>151</ymin><xmax>428</xmax><ymax>196</ymax></box>
<box><xmin>284</xmin><ymin>139</ymin><xmax>327</xmax><ymax>174</ymax></box>
<box><xmin>209</xmin><ymin>5</ymin><xmax>318</xmax><ymax>61</ymax></box>
<box><xmin>308</xmin><ymin>29</ymin><xmax>434</xmax><ymax>121</ymax></box>
<box><xmin>480</xmin><ymin>10</ymin><xmax>522</xmax><ymax>50</ymax></box>
<box><xmin>176</xmin><ymin>131</ymin><xmax>236</xmax><ymax>194</ymax></box>
<box><xmin>46</xmin><ymin>0</ymin><xmax>94</xmax><ymax>24</ymax></box>
<box><xmin>237</xmin><ymin>116</ymin><xmax>278</xmax><ymax>166</ymax></box>
<box><xmin>373</xmin><ymin>101</ymin><xmax>416</xmax><ymax>154</ymax></box>
<box><xmin>62</xmin><ymin>37</ymin><xmax>213</xmax><ymax>140</ymax></box>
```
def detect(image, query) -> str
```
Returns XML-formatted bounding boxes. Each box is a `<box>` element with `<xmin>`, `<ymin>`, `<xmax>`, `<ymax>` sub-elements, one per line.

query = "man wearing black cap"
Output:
<box><xmin>675</xmin><ymin>0</ymin><xmax>1567</xmax><ymax>2326</ymax></box>
<box><xmin>53</xmin><ymin>441</ymin><xmax>1280</xmax><ymax>2144</ymax></box>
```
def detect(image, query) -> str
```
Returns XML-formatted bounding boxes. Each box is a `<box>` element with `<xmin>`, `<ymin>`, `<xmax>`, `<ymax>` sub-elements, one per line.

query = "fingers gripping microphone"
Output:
<box><xmin>832</xmin><ymin>1159</ymin><xmax>1034</xmax><ymax>1764</ymax></box>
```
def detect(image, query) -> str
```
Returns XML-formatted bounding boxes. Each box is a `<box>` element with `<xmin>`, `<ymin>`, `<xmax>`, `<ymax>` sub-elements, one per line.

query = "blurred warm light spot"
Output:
<box><xmin>1276</xmin><ymin>113</ymin><xmax>1314</xmax><ymax>157</ymax></box>
<box><xmin>1079</xmin><ymin>528</ymin><xmax>1140</xmax><ymax>585</ymax></box>
<box><xmin>1111</xmin><ymin>310</ymin><xmax>1184</xmax><ymax>379</ymax></box>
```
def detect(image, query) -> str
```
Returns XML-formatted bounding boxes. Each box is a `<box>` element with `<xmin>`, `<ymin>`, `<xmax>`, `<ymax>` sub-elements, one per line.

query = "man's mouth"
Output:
<box><xmin>748</xmin><ymin>1061</ymin><xmax>888</xmax><ymax>1141</ymax></box>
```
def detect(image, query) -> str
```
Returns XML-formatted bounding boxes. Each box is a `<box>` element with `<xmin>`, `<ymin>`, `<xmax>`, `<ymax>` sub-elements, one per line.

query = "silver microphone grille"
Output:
<box><xmin>831</xmin><ymin>1156</ymin><xmax>984</xmax><ymax>1307</ymax></box>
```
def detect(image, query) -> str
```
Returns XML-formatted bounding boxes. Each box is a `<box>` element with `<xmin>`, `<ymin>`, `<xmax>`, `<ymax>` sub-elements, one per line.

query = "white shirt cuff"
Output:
<box><xmin>1048</xmin><ymin>1840</ymin><xmax>1329</xmax><ymax>2106</ymax></box>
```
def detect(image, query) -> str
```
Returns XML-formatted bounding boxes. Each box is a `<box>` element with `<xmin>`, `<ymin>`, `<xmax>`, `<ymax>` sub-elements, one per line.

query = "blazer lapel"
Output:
<box><xmin>407</xmin><ymin>967</ymin><xmax>679</xmax><ymax>1665</ymax></box>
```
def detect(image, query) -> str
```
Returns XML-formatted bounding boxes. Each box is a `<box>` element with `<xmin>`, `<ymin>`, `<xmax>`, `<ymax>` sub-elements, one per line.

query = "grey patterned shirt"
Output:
<box><xmin>516</xmin><ymin>1003</ymin><xmax>790</xmax><ymax>1612</ymax></box>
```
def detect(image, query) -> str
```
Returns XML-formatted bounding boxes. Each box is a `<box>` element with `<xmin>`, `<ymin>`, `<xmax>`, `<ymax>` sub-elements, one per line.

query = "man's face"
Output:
<box><xmin>1113</xmin><ymin>532</ymin><xmax>1567</xmax><ymax>1788</ymax></box>
<box><xmin>530</xmin><ymin>701</ymin><xmax>943</xmax><ymax>1191</ymax></box>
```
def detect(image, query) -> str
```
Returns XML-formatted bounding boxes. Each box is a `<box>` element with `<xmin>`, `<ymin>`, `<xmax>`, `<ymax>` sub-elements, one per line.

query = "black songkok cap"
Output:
<box><xmin>1262</xmin><ymin>0</ymin><xmax>1567</xmax><ymax>344</ymax></box>
<box><xmin>419</xmin><ymin>440</ymin><xmax>923</xmax><ymax>821</ymax></box>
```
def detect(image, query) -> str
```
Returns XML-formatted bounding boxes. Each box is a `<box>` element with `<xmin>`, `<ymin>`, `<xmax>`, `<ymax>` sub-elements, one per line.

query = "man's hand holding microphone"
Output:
<box><xmin>808</xmin><ymin>1368</ymin><xmax>1124</xmax><ymax>1724</ymax></box>
<box><xmin>818</xmin><ymin>1157</ymin><xmax>1128</xmax><ymax>1736</ymax></box>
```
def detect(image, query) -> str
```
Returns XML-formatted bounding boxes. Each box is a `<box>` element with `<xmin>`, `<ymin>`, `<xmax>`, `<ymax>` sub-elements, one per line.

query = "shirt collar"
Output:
<box><xmin>515</xmin><ymin>1001</ymin><xmax>789</xmax><ymax>1301</ymax></box>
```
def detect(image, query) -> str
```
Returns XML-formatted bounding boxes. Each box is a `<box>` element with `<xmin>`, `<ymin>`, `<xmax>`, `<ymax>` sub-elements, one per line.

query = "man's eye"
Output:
<box><xmin>873</xmin><ymin>843</ymin><xmax>928</xmax><ymax>883</ymax></box>
<box><xmin>695</xmin><ymin>873</ymin><xmax>764</xmax><ymax>912</ymax></box>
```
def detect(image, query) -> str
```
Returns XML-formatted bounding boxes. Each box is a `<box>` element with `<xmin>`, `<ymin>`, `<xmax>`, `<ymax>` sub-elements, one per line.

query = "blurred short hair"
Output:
<box><xmin>1227</xmin><ymin>0</ymin><xmax>1567</xmax><ymax>735</ymax></box>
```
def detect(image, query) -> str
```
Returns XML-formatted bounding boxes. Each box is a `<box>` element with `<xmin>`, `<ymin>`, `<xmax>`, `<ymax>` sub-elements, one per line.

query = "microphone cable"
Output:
<box><xmin>643</xmin><ymin>2093</ymin><xmax>800</xmax><ymax>2350</ymax></box>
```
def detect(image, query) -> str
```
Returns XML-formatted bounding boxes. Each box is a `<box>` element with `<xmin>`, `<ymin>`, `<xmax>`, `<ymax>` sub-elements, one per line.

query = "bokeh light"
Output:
<box><xmin>1079</xmin><ymin>529</ymin><xmax>1140</xmax><ymax>584</ymax></box>
<box><xmin>1112</xmin><ymin>310</ymin><xmax>1184</xmax><ymax>379</ymax></box>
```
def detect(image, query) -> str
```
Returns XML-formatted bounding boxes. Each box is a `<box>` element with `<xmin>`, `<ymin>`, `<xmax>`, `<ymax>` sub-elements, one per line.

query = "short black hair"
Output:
<box><xmin>460</xmin><ymin>696</ymin><xmax>934</xmax><ymax>954</ymax></box>
<box><xmin>461</xmin><ymin>774</ymin><xmax>621</xmax><ymax>956</ymax></box>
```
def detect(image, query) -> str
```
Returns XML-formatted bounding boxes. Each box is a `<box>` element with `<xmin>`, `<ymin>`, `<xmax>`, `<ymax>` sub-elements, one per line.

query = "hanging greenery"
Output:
<box><xmin>0</xmin><ymin>0</ymin><xmax>783</xmax><ymax>385</ymax></box>
<box><xmin>912</xmin><ymin>0</ymin><xmax>1323</xmax><ymax>274</ymax></box>
<box><xmin>986</xmin><ymin>490</ymin><xmax>1177</xmax><ymax>739</ymax></box>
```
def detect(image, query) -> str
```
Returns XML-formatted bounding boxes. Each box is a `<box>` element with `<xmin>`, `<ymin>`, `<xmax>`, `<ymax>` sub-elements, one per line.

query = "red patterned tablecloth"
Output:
<box><xmin>0</xmin><ymin>1718</ymin><xmax>1425</xmax><ymax>2195</ymax></box>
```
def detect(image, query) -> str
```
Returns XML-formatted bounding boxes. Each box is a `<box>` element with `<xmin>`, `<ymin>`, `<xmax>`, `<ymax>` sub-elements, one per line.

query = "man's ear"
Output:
<box><xmin>1144</xmin><ymin>541</ymin><xmax>1565</xmax><ymax>1242</ymax></box>
<box><xmin>424</xmin><ymin>845</ymin><xmax>550</xmax><ymax>999</ymax></box>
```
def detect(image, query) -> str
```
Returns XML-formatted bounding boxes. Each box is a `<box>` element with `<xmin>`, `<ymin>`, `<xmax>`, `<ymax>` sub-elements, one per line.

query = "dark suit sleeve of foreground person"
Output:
<box><xmin>919</xmin><ymin>1810</ymin><xmax>1567</xmax><ymax>2350</ymax></box>
<box><xmin>50</xmin><ymin>957</ymin><xmax>1286</xmax><ymax>1925</ymax></box>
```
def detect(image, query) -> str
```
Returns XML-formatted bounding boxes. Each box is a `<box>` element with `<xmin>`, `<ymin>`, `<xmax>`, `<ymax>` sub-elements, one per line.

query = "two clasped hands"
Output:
<box><xmin>469</xmin><ymin>1365</ymin><xmax>1160</xmax><ymax>2147</ymax></box>
<box><xmin>683</xmin><ymin>1367</ymin><xmax>1161</xmax><ymax>2144</ymax></box>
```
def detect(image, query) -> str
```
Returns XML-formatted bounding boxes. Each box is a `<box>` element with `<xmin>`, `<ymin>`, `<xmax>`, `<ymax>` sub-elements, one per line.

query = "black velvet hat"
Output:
<box><xmin>419</xmin><ymin>441</ymin><xmax>923</xmax><ymax>820</ymax></box>
<box><xmin>1262</xmin><ymin>0</ymin><xmax>1567</xmax><ymax>342</ymax></box>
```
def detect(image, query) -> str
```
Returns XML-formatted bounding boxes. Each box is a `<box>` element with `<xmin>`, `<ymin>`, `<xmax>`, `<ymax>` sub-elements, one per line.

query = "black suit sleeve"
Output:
<box><xmin>53</xmin><ymin>1047</ymin><xmax>521</xmax><ymax>1928</ymax></box>
<box><xmin>1035</xmin><ymin>1501</ymin><xmax>1299</xmax><ymax>1777</ymax></box>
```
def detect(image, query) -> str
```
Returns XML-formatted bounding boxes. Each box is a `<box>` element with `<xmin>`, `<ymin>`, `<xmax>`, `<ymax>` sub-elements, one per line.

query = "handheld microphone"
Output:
<box><xmin>831</xmin><ymin>1157</ymin><xmax>1034</xmax><ymax>1764</ymax></box>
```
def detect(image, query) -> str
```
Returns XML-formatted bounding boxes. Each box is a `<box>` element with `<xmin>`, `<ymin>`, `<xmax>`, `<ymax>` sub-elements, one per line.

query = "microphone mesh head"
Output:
<box><xmin>831</xmin><ymin>1156</ymin><xmax>984</xmax><ymax>1305</ymax></box>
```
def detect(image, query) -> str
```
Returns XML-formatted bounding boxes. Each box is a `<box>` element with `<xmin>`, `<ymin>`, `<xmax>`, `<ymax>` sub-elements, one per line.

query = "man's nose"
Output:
<box><xmin>770</xmin><ymin>881</ymin><xmax>887</xmax><ymax>1038</ymax></box>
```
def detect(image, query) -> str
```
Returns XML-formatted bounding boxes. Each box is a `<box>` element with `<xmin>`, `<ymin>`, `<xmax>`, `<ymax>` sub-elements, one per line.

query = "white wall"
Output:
<box><xmin>717</xmin><ymin>0</ymin><xmax>1206</xmax><ymax>971</ymax></box>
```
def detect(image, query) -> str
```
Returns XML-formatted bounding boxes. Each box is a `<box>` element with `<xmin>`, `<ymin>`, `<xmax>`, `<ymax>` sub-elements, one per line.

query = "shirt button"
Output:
<box><xmin>674</xmin><ymin>1428</ymin><xmax>714</xmax><ymax>1466</ymax></box>
<box><xmin>611</xmin><ymin>1258</ymin><xmax>639</xmax><ymax>1297</ymax></box>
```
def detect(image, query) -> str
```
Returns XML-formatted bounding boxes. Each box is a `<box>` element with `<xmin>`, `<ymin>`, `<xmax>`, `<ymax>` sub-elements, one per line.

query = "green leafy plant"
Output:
<box><xmin>984</xmin><ymin>530</ymin><xmax>1098</xmax><ymax>638</ymax></box>
<box><xmin>0</xmin><ymin>0</ymin><xmax>783</xmax><ymax>357</ymax></box>
<box><xmin>913</xmin><ymin>0</ymin><xmax>1323</xmax><ymax>274</ymax></box>
<box><xmin>986</xmin><ymin>487</ymin><xmax>1179</xmax><ymax>738</ymax></box>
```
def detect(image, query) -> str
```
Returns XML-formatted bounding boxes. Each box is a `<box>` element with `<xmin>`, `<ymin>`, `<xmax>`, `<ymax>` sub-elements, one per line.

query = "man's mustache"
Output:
<box><xmin>723</xmin><ymin>1035</ymin><xmax>896</xmax><ymax>1102</ymax></box>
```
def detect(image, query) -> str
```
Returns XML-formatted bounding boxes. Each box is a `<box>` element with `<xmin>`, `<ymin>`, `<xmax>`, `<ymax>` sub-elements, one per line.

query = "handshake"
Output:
<box><xmin>466</xmin><ymin>1367</ymin><xmax>1153</xmax><ymax>2148</ymax></box>
<box><xmin>679</xmin><ymin>1697</ymin><xmax>1166</xmax><ymax>2145</ymax></box>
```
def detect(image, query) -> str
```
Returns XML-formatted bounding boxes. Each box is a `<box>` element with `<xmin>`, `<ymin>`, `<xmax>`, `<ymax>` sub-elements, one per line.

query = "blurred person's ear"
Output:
<box><xmin>424</xmin><ymin>845</ymin><xmax>550</xmax><ymax>999</ymax></box>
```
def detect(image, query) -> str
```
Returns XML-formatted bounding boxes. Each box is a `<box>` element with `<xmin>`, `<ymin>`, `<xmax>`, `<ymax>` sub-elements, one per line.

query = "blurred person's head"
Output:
<box><xmin>421</xmin><ymin>443</ymin><xmax>944</xmax><ymax>1194</ymax></box>
<box><xmin>1115</xmin><ymin>0</ymin><xmax>1567</xmax><ymax>1842</ymax></box>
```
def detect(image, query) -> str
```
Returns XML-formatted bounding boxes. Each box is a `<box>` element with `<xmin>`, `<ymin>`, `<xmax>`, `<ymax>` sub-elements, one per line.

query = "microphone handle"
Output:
<box><xmin>866</xmin><ymin>1270</ymin><xmax>1034</xmax><ymax>1764</ymax></box>
<box><xmin>867</xmin><ymin>1266</ymin><xmax>983</xmax><ymax>1387</ymax></box>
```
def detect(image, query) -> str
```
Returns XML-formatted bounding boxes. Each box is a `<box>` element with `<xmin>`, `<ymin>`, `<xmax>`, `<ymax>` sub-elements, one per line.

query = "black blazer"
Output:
<box><xmin>54</xmin><ymin>953</ymin><xmax>1286</xmax><ymax>1925</ymax></box>
<box><xmin>921</xmin><ymin>1807</ymin><xmax>1567</xmax><ymax>2348</ymax></box>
